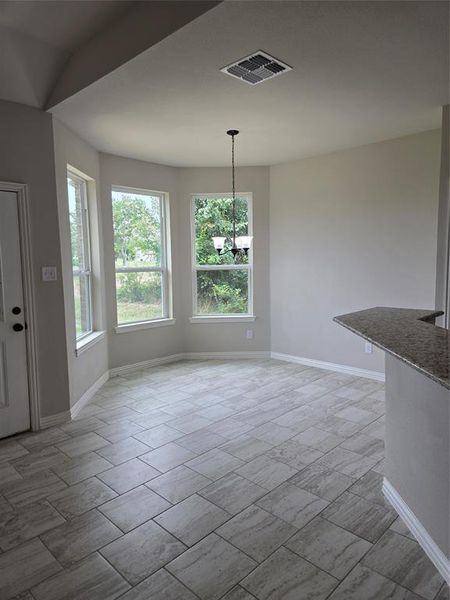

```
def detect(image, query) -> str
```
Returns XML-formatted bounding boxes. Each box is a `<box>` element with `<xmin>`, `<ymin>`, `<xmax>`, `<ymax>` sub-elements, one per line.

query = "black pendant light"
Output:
<box><xmin>212</xmin><ymin>130</ymin><xmax>253</xmax><ymax>257</ymax></box>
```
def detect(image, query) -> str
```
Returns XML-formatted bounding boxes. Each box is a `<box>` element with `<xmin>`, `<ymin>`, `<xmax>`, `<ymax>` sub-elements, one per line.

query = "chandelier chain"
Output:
<box><xmin>232</xmin><ymin>132</ymin><xmax>236</xmax><ymax>243</ymax></box>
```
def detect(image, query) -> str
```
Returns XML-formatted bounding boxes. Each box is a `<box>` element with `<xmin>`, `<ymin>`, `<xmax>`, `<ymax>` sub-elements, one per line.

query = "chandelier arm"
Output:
<box><xmin>218</xmin><ymin>245</ymin><xmax>234</xmax><ymax>256</ymax></box>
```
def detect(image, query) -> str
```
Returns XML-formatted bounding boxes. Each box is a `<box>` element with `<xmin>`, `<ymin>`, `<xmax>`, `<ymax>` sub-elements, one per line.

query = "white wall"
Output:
<box><xmin>0</xmin><ymin>101</ymin><xmax>70</xmax><ymax>419</ymax></box>
<box><xmin>53</xmin><ymin>119</ymin><xmax>108</xmax><ymax>407</ymax></box>
<box><xmin>177</xmin><ymin>167</ymin><xmax>271</xmax><ymax>354</ymax></box>
<box><xmin>270</xmin><ymin>130</ymin><xmax>441</xmax><ymax>374</ymax></box>
<box><xmin>99</xmin><ymin>153</ymin><xmax>184</xmax><ymax>369</ymax></box>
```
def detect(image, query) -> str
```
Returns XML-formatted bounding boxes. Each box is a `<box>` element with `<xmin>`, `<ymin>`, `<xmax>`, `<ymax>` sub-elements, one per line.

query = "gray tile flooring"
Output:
<box><xmin>0</xmin><ymin>359</ymin><xmax>447</xmax><ymax>600</ymax></box>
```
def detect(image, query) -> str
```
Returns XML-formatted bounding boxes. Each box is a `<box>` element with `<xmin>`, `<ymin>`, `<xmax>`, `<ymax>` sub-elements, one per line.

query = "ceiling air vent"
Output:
<box><xmin>221</xmin><ymin>50</ymin><xmax>292</xmax><ymax>85</ymax></box>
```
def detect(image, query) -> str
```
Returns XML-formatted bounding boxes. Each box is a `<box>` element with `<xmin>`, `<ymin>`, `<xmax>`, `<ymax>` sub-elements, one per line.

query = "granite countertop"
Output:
<box><xmin>334</xmin><ymin>307</ymin><xmax>450</xmax><ymax>390</ymax></box>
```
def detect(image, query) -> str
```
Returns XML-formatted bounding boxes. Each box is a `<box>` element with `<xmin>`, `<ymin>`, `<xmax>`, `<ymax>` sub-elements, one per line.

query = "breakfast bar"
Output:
<box><xmin>334</xmin><ymin>307</ymin><xmax>449</xmax><ymax>584</ymax></box>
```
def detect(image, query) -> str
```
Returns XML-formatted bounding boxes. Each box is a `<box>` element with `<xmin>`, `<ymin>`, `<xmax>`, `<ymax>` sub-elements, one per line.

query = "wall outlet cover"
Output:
<box><xmin>42</xmin><ymin>266</ymin><xmax>57</xmax><ymax>281</ymax></box>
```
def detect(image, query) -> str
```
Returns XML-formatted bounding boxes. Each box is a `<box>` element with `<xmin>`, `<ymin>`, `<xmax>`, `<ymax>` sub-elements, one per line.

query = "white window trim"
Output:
<box><xmin>115</xmin><ymin>317</ymin><xmax>176</xmax><ymax>334</ymax></box>
<box><xmin>67</xmin><ymin>167</ymin><xmax>95</xmax><ymax>345</ymax></box>
<box><xmin>191</xmin><ymin>192</ymin><xmax>254</xmax><ymax>319</ymax></box>
<box><xmin>111</xmin><ymin>186</ymin><xmax>173</xmax><ymax>329</ymax></box>
<box><xmin>190</xmin><ymin>315</ymin><xmax>256</xmax><ymax>324</ymax></box>
<box><xmin>75</xmin><ymin>330</ymin><xmax>106</xmax><ymax>356</ymax></box>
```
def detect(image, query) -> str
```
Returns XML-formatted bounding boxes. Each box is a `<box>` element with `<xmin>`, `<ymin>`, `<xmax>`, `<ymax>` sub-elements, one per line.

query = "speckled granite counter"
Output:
<box><xmin>334</xmin><ymin>307</ymin><xmax>450</xmax><ymax>390</ymax></box>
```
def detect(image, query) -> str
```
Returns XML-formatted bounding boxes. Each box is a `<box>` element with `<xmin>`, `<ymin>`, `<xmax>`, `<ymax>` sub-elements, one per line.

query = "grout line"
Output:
<box><xmin>161</xmin><ymin>566</ymin><xmax>204</xmax><ymax>600</ymax></box>
<box><xmin>95</xmin><ymin>549</ymin><xmax>136</xmax><ymax>588</ymax></box>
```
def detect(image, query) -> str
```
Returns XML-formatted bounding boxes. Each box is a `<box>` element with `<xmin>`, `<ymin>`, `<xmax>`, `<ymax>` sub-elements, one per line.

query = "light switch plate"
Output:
<box><xmin>42</xmin><ymin>266</ymin><xmax>57</xmax><ymax>282</ymax></box>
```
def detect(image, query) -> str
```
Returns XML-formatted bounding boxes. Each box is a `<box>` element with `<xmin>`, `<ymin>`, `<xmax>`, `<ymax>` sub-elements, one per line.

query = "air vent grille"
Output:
<box><xmin>221</xmin><ymin>51</ymin><xmax>292</xmax><ymax>85</ymax></box>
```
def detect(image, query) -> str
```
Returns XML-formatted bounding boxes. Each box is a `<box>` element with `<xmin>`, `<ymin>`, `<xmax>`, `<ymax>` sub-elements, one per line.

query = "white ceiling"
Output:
<box><xmin>51</xmin><ymin>0</ymin><xmax>449</xmax><ymax>167</ymax></box>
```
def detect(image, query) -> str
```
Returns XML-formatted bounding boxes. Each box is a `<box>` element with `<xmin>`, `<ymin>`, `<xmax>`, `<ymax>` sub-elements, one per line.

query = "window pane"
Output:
<box><xmin>67</xmin><ymin>175</ymin><xmax>88</xmax><ymax>271</ymax></box>
<box><xmin>73</xmin><ymin>274</ymin><xmax>91</xmax><ymax>337</ymax></box>
<box><xmin>112</xmin><ymin>190</ymin><xmax>161</xmax><ymax>269</ymax></box>
<box><xmin>196</xmin><ymin>269</ymin><xmax>248</xmax><ymax>314</ymax></box>
<box><xmin>116</xmin><ymin>271</ymin><xmax>163</xmax><ymax>324</ymax></box>
<box><xmin>194</xmin><ymin>196</ymin><xmax>249</xmax><ymax>266</ymax></box>
<box><xmin>68</xmin><ymin>172</ymin><xmax>92</xmax><ymax>339</ymax></box>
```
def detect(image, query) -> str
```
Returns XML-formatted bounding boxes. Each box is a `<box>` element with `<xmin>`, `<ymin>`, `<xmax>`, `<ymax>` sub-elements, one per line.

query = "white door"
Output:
<box><xmin>0</xmin><ymin>191</ymin><xmax>30</xmax><ymax>438</ymax></box>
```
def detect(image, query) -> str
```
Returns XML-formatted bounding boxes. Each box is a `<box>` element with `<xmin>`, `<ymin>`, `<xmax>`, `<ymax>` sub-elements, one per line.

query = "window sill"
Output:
<box><xmin>189</xmin><ymin>315</ymin><xmax>256</xmax><ymax>324</ymax></box>
<box><xmin>76</xmin><ymin>331</ymin><xmax>106</xmax><ymax>356</ymax></box>
<box><xmin>114</xmin><ymin>318</ymin><xmax>176</xmax><ymax>334</ymax></box>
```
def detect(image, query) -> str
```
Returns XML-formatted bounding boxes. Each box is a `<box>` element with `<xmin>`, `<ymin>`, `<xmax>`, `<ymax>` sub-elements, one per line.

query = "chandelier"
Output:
<box><xmin>212</xmin><ymin>130</ymin><xmax>253</xmax><ymax>257</ymax></box>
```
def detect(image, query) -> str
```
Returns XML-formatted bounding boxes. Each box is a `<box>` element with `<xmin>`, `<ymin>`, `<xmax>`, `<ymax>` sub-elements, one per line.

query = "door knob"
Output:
<box><xmin>12</xmin><ymin>323</ymin><xmax>24</xmax><ymax>332</ymax></box>
<box><xmin>12</xmin><ymin>306</ymin><xmax>22</xmax><ymax>315</ymax></box>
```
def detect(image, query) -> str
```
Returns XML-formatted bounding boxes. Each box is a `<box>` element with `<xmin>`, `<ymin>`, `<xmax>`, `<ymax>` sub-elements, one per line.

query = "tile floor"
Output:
<box><xmin>0</xmin><ymin>359</ymin><xmax>448</xmax><ymax>600</ymax></box>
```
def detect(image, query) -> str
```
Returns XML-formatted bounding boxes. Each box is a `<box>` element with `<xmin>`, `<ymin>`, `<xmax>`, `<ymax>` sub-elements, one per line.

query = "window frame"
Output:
<box><xmin>191</xmin><ymin>192</ymin><xmax>254</xmax><ymax>319</ymax></box>
<box><xmin>67</xmin><ymin>168</ymin><xmax>94</xmax><ymax>343</ymax></box>
<box><xmin>112</xmin><ymin>185</ymin><xmax>173</xmax><ymax>330</ymax></box>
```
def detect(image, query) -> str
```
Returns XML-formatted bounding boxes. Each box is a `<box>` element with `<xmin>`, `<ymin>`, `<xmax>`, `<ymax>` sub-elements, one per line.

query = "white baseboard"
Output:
<box><xmin>70</xmin><ymin>371</ymin><xmax>110</xmax><ymax>419</ymax></box>
<box><xmin>40</xmin><ymin>353</ymin><xmax>270</xmax><ymax>428</ymax></box>
<box><xmin>109</xmin><ymin>353</ymin><xmax>185</xmax><ymax>377</ymax></box>
<box><xmin>271</xmin><ymin>351</ymin><xmax>385</xmax><ymax>382</ymax></box>
<box><xmin>110</xmin><ymin>351</ymin><xmax>271</xmax><ymax>377</ymax></box>
<box><xmin>383</xmin><ymin>478</ymin><xmax>450</xmax><ymax>585</ymax></box>
<box><xmin>40</xmin><ymin>371</ymin><xmax>110</xmax><ymax>428</ymax></box>
<box><xmin>40</xmin><ymin>410</ymin><xmax>71</xmax><ymax>429</ymax></box>
<box><xmin>40</xmin><ymin>351</ymin><xmax>382</xmax><ymax>429</ymax></box>
<box><xmin>184</xmin><ymin>351</ymin><xmax>270</xmax><ymax>360</ymax></box>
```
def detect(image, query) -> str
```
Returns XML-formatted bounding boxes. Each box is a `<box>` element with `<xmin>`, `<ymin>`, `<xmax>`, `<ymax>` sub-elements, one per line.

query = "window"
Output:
<box><xmin>112</xmin><ymin>187</ymin><xmax>171</xmax><ymax>326</ymax></box>
<box><xmin>67</xmin><ymin>170</ymin><xmax>93</xmax><ymax>340</ymax></box>
<box><xmin>192</xmin><ymin>194</ymin><xmax>253</xmax><ymax>317</ymax></box>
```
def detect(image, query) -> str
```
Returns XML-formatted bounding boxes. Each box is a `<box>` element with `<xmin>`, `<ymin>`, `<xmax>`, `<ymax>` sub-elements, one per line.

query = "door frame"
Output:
<box><xmin>0</xmin><ymin>181</ymin><xmax>40</xmax><ymax>431</ymax></box>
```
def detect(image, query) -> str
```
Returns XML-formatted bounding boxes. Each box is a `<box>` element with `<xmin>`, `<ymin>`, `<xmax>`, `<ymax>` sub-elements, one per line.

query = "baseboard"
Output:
<box><xmin>109</xmin><ymin>351</ymin><xmax>271</xmax><ymax>377</ymax></box>
<box><xmin>383</xmin><ymin>478</ymin><xmax>450</xmax><ymax>585</ymax></box>
<box><xmin>184</xmin><ymin>351</ymin><xmax>270</xmax><ymax>360</ymax></box>
<box><xmin>95</xmin><ymin>351</ymin><xmax>379</xmax><ymax>377</ymax></box>
<box><xmin>109</xmin><ymin>353</ymin><xmax>185</xmax><ymax>377</ymax></box>
<box><xmin>40</xmin><ymin>410</ymin><xmax>71</xmax><ymax>429</ymax></box>
<box><xmin>40</xmin><ymin>351</ymin><xmax>382</xmax><ymax>429</ymax></box>
<box><xmin>271</xmin><ymin>351</ymin><xmax>385</xmax><ymax>382</ymax></box>
<box><xmin>40</xmin><ymin>371</ymin><xmax>110</xmax><ymax>428</ymax></box>
<box><xmin>70</xmin><ymin>371</ymin><xmax>110</xmax><ymax>419</ymax></box>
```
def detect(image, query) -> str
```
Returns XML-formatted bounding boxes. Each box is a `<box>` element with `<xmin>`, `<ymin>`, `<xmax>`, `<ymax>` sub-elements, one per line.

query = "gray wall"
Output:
<box><xmin>0</xmin><ymin>100</ymin><xmax>69</xmax><ymax>418</ymax></box>
<box><xmin>99</xmin><ymin>153</ymin><xmax>184</xmax><ymax>369</ymax></box>
<box><xmin>385</xmin><ymin>354</ymin><xmax>449</xmax><ymax>557</ymax></box>
<box><xmin>177</xmin><ymin>167</ymin><xmax>271</xmax><ymax>354</ymax></box>
<box><xmin>98</xmin><ymin>161</ymin><xmax>271</xmax><ymax>368</ymax></box>
<box><xmin>435</xmin><ymin>105</ymin><xmax>450</xmax><ymax>327</ymax></box>
<box><xmin>53</xmin><ymin>119</ymin><xmax>108</xmax><ymax>407</ymax></box>
<box><xmin>270</xmin><ymin>130</ymin><xmax>441</xmax><ymax>374</ymax></box>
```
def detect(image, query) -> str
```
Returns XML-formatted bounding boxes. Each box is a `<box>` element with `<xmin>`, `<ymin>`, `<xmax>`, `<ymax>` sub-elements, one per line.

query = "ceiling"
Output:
<box><xmin>0</xmin><ymin>1</ymin><xmax>219</xmax><ymax>109</ymax></box>
<box><xmin>0</xmin><ymin>0</ymin><xmax>133</xmax><ymax>52</ymax></box>
<box><xmin>47</xmin><ymin>1</ymin><xmax>449</xmax><ymax>166</ymax></box>
<box><xmin>0</xmin><ymin>0</ymin><xmax>134</xmax><ymax>107</ymax></box>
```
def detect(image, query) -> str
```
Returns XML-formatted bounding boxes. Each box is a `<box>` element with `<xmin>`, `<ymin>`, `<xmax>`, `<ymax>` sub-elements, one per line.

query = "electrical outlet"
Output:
<box><xmin>42</xmin><ymin>266</ymin><xmax>57</xmax><ymax>281</ymax></box>
<box><xmin>246</xmin><ymin>329</ymin><xmax>254</xmax><ymax>340</ymax></box>
<box><xmin>365</xmin><ymin>342</ymin><xmax>373</xmax><ymax>354</ymax></box>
